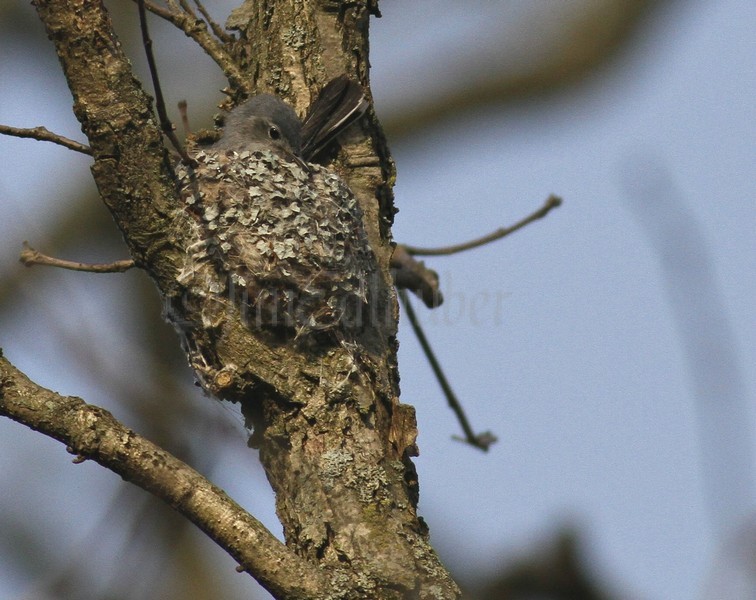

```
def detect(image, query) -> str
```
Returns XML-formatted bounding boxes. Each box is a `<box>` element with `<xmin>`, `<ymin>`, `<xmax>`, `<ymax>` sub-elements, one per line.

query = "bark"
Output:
<box><xmin>22</xmin><ymin>0</ymin><xmax>460</xmax><ymax>597</ymax></box>
<box><xmin>0</xmin><ymin>352</ymin><xmax>325</xmax><ymax>599</ymax></box>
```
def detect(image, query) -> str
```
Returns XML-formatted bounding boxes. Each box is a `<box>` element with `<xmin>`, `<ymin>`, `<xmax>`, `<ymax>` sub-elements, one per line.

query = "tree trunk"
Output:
<box><xmin>29</xmin><ymin>0</ymin><xmax>460</xmax><ymax>597</ymax></box>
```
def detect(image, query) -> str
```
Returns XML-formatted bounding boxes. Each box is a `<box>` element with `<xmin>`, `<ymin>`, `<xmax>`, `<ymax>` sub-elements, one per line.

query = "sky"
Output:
<box><xmin>1</xmin><ymin>1</ymin><xmax>755</xmax><ymax>599</ymax></box>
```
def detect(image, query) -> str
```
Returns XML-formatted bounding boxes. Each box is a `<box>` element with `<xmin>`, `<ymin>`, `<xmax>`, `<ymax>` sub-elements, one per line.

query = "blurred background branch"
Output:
<box><xmin>381</xmin><ymin>0</ymin><xmax>665</xmax><ymax>138</ymax></box>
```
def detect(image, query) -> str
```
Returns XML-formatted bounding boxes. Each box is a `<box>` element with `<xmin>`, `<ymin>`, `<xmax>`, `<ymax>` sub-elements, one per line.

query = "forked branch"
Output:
<box><xmin>136</xmin><ymin>0</ymin><xmax>245</xmax><ymax>91</ymax></box>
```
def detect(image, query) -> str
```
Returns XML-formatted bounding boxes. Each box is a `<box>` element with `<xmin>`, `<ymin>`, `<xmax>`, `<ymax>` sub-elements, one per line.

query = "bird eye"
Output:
<box><xmin>268</xmin><ymin>126</ymin><xmax>281</xmax><ymax>140</ymax></box>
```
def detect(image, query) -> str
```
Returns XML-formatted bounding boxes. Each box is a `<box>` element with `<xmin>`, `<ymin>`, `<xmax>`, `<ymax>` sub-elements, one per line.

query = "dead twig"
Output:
<box><xmin>135</xmin><ymin>0</ymin><xmax>245</xmax><ymax>93</ymax></box>
<box><xmin>137</xmin><ymin>0</ymin><xmax>195</xmax><ymax>166</ymax></box>
<box><xmin>178</xmin><ymin>100</ymin><xmax>191</xmax><ymax>137</ymax></box>
<box><xmin>0</xmin><ymin>124</ymin><xmax>92</xmax><ymax>155</ymax></box>
<box><xmin>398</xmin><ymin>289</ymin><xmax>496</xmax><ymax>452</ymax></box>
<box><xmin>20</xmin><ymin>242</ymin><xmax>135</xmax><ymax>273</ymax></box>
<box><xmin>404</xmin><ymin>194</ymin><xmax>562</xmax><ymax>257</ymax></box>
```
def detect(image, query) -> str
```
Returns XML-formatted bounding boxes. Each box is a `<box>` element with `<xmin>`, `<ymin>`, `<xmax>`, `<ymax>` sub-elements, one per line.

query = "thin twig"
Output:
<box><xmin>398</xmin><ymin>289</ymin><xmax>496</xmax><ymax>452</ymax></box>
<box><xmin>0</xmin><ymin>124</ymin><xmax>92</xmax><ymax>155</ymax></box>
<box><xmin>404</xmin><ymin>194</ymin><xmax>562</xmax><ymax>257</ymax></box>
<box><xmin>176</xmin><ymin>0</ymin><xmax>198</xmax><ymax>21</ymax></box>
<box><xmin>138</xmin><ymin>0</ymin><xmax>174</xmax><ymax>20</ymax></box>
<box><xmin>178</xmin><ymin>100</ymin><xmax>191</xmax><ymax>137</ymax></box>
<box><xmin>20</xmin><ymin>242</ymin><xmax>135</xmax><ymax>273</ymax></box>
<box><xmin>135</xmin><ymin>0</ymin><xmax>245</xmax><ymax>93</ymax></box>
<box><xmin>137</xmin><ymin>0</ymin><xmax>195</xmax><ymax>166</ymax></box>
<box><xmin>193</xmin><ymin>0</ymin><xmax>233</xmax><ymax>43</ymax></box>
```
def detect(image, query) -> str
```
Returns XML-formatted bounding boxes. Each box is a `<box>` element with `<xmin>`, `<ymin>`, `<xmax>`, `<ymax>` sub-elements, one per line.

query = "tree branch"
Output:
<box><xmin>136</xmin><ymin>0</ymin><xmax>245</xmax><ymax>93</ymax></box>
<box><xmin>382</xmin><ymin>0</ymin><xmax>659</xmax><ymax>139</ymax></box>
<box><xmin>20</xmin><ymin>242</ymin><xmax>136</xmax><ymax>273</ymax></box>
<box><xmin>137</xmin><ymin>0</ymin><xmax>194</xmax><ymax>165</ymax></box>
<box><xmin>192</xmin><ymin>0</ymin><xmax>233</xmax><ymax>43</ymax></box>
<box><xmin>403</xmin><ymin>194</ymin><xmax>562</xmax><ymax>257</ymax></box>
<box><xmin>391</xmin><ymin>245</ymin><xmax>443</xmax><ymax>308</ymax></box>
<box><xmin>0</xmin><ymin>351</ymin><xmax>327</xmax><ymax>599</ymax></box>
<box><xmin>398</xmin><ymin>291</ymin><xmax>497</xmax><ymax>452</ymax></box>
<box><xmin>0</xmin><ymin>124</ymin><xmax>92</xmax><ymax>155</ymax></box>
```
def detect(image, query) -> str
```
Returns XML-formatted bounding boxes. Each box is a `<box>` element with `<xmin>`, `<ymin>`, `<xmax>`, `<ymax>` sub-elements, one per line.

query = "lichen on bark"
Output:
<box><xmin>29</xmin><ymin>0</ymin><xmax>460</xmax><ymax>597</ymax></box>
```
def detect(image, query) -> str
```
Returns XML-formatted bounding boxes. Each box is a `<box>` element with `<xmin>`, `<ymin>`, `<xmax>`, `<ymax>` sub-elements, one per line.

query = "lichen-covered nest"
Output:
<box><xmin>175</xmin><ymin>149</ymin><xmax>376</xmax><ymax>341</ymax></box>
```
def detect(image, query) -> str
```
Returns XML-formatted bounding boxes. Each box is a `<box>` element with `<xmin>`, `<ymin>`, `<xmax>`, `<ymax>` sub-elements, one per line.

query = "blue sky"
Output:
<box><xmin>377</xmin><ymin>2</ymin><xmax>755</xmax><ymax>597</ymax></box>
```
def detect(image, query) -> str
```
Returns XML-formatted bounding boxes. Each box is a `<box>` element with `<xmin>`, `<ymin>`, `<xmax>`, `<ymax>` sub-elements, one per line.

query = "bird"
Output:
<box><xmin>174</xmin><ymin>77</ymin><xmax>376</xmax><ymax>347</ymax></box>
<box><xmin>212</xmin><ymin>75</ymin><xmax>369</xmax><ymax>163</ymax></box>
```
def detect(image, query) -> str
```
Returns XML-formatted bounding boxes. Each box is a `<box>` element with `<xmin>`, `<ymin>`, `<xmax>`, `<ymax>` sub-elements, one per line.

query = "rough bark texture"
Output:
<box><xmin>0</xmin><ymin>352</ymin><xmax>326</xmax><ymax>600</ymax></box>
<box><xmin>29</xmin><ymin>0</ymin><xmax>459</xmax><ymax>597</ymax></box>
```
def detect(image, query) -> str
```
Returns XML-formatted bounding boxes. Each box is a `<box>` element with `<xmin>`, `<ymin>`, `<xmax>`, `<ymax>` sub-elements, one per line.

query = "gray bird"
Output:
<box><xmin>214</xmin><ymin>75</ymin><xmax>367</xmax><ymax>162</ymax></box>
<box><xmin>212</xmin><ymin>94</ymin><xmax>303</xmax><ymax>160</ymax></box>
<box><xmin>176</xmin><ymin>80</ymin><xmax>375</xmax><ymax>345</ymax></box>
